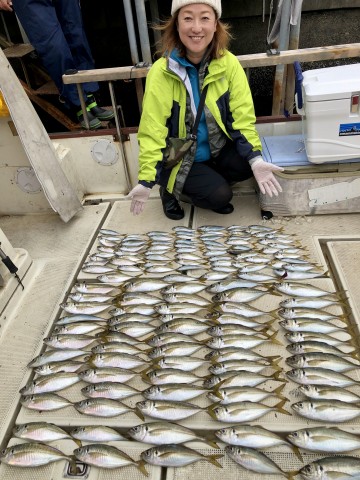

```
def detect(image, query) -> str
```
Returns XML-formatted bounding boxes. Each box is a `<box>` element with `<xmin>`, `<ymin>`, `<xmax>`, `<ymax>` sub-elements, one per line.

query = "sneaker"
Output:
<box><xmin>76</xmin><ymin>108</ymin><xmax>101</xmax><ymax>129</ymax></box>
<box><xmin>212</xmin><ymin>203</ymin><xmax>234</xmax><ymax>214</ymax></box>
<box><xmin>86</xmin><ymin>94</ymin><xmax>114</xmax><ymax>121</ymax></box>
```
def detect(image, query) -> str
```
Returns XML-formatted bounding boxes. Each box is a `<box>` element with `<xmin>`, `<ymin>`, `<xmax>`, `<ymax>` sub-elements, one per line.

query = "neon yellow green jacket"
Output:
<box><xmin>137</xmin><ymin>50</ymin><xmax>262</xmax><ymax>193</ymax></box>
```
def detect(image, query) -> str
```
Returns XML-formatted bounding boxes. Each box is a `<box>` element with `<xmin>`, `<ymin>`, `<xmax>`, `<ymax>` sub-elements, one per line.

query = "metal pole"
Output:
<box><xmin>76</xmin><ymin>83</ymin><xmax>90</xmax><ymax>129</ymax></box>
<box><xmin>108</xmin><ymin>81</ymin><xmax>132</xmax><ymax>192</ymax></box>
<box><xmin>134</xmin><ymin>0</ymin><xmax>153</xmax><ymax>64</ymax></box>
<box><xmin>285</xmin><ymin>5</ymin><xmax>302</xmax><ymax>115</ymax></box>
<box><xmin>149</xmin><ymin>0</ymin><xmax>161</xmax><ymax>46</ymax></box>
<box><xmin>123</xmin><ymin>0</ymin><xmax>144</xmax><ymax>113</ymax></box>
<box><xmin>272</xmin><ymin>0</ymin><xmax>292</xmax><ymax>115</ymax></box>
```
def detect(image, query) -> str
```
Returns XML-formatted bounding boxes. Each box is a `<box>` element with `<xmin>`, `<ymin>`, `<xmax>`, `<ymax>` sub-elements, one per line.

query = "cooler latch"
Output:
<box><xmin>351</xmin><ymin>94</ymin><xmax>359</xmax><ymax>114</ymax></box>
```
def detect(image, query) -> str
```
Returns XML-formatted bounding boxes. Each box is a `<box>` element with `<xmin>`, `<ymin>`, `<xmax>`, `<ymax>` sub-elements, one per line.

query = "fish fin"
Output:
<box><xmin>287</xmin><ymin>470</ymin><xmax>299</xmax><ymax>480</ymax></box>
<box><xmin>141</xmin><ymin>372</ymin><xmax>151</xmax><ymax>383</ymax></box>
<box><xmin>276</xmin><ymin>399</ymin><xmax>291</xmax><ymax>416</ymax></box>
<box><xmin>137</xmin><ymin>460</ymin><xmax>149</xmax><ymax>477</ymax></box>
<box><xmin>270</xmin><ymin>357</ymin><xmax>283</xmax><ymax>371</ymax></box>
<box><xmin>205</xmin><ymin>454</ymin><xmax>223</xmax><ymax>468</ymax></box>
<box><xmin>268</xmin><ymin>331</ymin><xmax>283</xmax><ymax>346</ymax></box>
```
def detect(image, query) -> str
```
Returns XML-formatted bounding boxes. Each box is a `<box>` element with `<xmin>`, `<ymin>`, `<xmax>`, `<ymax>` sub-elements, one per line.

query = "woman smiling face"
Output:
<box><xmin>177</xmin><ymin>3</ymin><xmax>217</xmax><ymax>64</ymax></box>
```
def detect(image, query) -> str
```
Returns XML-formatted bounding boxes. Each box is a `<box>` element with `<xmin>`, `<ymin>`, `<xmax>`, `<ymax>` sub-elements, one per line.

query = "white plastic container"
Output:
<box><xmin>297</xmin><ymin>63</ymin><xmax>360</xmax><ymax>164</ymax></box>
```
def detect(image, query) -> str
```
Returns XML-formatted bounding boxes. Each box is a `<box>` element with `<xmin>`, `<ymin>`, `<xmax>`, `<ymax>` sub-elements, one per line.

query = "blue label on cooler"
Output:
<box><xmin>339</xmin><ymin>123</ymin><xmax>360</xmax><ymax>136</ymax></box>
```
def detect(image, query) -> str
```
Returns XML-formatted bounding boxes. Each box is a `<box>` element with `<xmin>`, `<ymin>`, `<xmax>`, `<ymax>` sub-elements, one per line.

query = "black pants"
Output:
<box><xmin>181</xmin><ymin>141</ymin><xmax>254</xmax><ymax>210</ymax></box>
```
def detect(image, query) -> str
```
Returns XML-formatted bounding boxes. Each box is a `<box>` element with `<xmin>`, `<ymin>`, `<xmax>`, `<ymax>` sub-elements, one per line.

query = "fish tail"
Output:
<box><xmin>268</xmin><ymin>308</ymin><xmax>279</xmax><ymax>318</ymax></box>
<box><xmin>141</xmin><ymin>372</ymin><xmax>151</xmax><ymax>383</ymax></box>
<box><xmin>273</xmin><ymin>383</ymin><xmax>287</xmax><ymax>399</ymax></box>
<box><xmin>211</xmin><ymin>388</ymin><xmax>224</xmax><ymax>400</ymax></box>
<box><xmin>135</xmin><ymin>407</ymin><xmax>145</xmax><ymax>421</ymax></box>
<box><xmin>71</xmin><ymin>437</ymin><xmax>82</xmax><ymax>448</ymax></box>
<box><xmin>267</xmin><ymin>285</ymin><xmax>282</xmax><ymax>296</ymax></box>
<box><xmin>276</xmin><ymin>399</ymin><xmax>291</xmax><ymax>416</ymax></box>
<box><xmin>287</xmin><ymin>470</ymin><xmax>299</xmax><ymax>480</ymax></box>
<box><xmin>205</xmin><ymin>439</ymin><xmax>220</xmax><ymax>449</ymax></box>
<box><xmin>291</xmin><ymin>445</ymin><xmax>303</xmax><ymax>462</ymax></box>
<box><xmin>273</xmin><ymin>371</ymin><xmax>286</xmax><ymax>382</ymax></box>
<box><xmin>270</xmin><ymin>357</ymin><xmax>282</xmax><ymax>371</ymax></box>
<box><xmin>206</xmin><ymin>406</ymin><xmax>218</xmax><ymax>420</ymax></box>
<box><xmin>205</xmin><ymin>454</ymin><xmax>223</xmax><ymax>468</ymax></box>
<box><xmin>67</xmin><ymin>457</ymin><xmax>81</xmax><ymax>476</ymax></box>
<box><xmin>269</xmin><ymin>331</ymin><xmax>283</xmax><ymax>345</ymax></box>
<box><xmin>137</xmin><ymin>460</ymin><xmax>149</xmax><ymax>477</ymax></box>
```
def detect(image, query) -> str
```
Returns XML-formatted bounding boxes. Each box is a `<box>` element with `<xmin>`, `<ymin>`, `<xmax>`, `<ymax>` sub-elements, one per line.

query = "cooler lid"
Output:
<box><xmin>303</xmin><ymin>63</ymin><xmax>360</xmax><ymax>102</ymax></box>
<box><xmin>261</xmin><ymin>134</ymin><xmax>311</xmax><ymax>167</ymax></box>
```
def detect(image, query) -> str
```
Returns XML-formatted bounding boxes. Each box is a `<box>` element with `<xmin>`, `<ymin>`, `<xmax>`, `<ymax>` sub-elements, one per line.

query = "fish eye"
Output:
<box><xmin>231</xmin><ymin>428</ymin><xmax>236</xmax><ymax>434</ymax></box>
<box><xmin>145</xmin><ymin>426</ymin><xmax>149</xmax><ymax>432</ymax></box>
<box><xmin>305</xmin><ymin>430</ymin><xmax>310</xmax><ymax>438</ymax></box>
<box><xmin>292</xmin><ymin>432</ymin><xmax>298</xmax><ymax>437</ymax></box>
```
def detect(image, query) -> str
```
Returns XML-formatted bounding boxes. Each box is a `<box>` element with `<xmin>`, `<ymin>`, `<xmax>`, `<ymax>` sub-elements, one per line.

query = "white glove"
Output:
<box><xmin>127</xmin><ymin>184</ymin><xmax>151</xmax><ymax>215</ymax></box>
<box><xmin>250</xmin><ymin>157</ymin><xmax>284</xmax><ymax>197</ymax></box>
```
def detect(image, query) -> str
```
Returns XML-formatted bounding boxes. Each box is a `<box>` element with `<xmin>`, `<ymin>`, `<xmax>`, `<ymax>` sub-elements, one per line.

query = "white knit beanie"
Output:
<box><xmin>171</xmin><ymin>0</ymin><xmax>222</xmax><ymax>18</ymax></box>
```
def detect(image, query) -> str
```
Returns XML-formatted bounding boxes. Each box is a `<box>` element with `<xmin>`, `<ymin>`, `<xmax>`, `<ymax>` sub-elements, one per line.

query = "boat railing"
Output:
<box><xmin>62</xmin><ymin>42</ymin><xmax>360</xmax><ymax>132</ymax></box>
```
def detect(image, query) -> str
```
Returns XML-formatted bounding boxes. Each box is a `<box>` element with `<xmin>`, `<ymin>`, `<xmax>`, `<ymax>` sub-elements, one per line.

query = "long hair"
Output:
<box><xmin>153</xmin><ymin>10</ymin><xmax>232</xmax><ymax>60</ymax></box>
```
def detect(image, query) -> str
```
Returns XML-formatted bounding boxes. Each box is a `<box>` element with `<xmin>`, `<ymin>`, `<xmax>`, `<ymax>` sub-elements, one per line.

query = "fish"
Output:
<box><xmin>73</xmin><ymin>444</ymin><xmax>147</xmax><ymax>475</ymax></box>
<box><xmin>278</xmin><ymin>307</ymin><xmax>345</xmax><ymax>321</ymax></box>
<box><xmin>91</xmin><ymin>341</ymin><xmax>142</xmax><ymax>355</ymax></box>
<box><xmin>205</xmin><ymin>347</ymin><xmax>280</xmax><ymax>363</ymax></box>
<box><xmin>60</xmin><ymin>302</ymin><xmax>112</xmax><ymax>315</ymax></box>
<box><xmin>160</xmin><ymin>282</ymin><xmax>207</xmax><ymax>294</ymax></box>
<box><xmin>70</xmin><ymin>426</ymin><xmax>126</xmax><ymax>442</ymax></box>
<box><xmin>52</xmin><ymin>322</ymin><xmax>103</xmax><ymax>335</ymax></box>
<box><xmin>84</xmin><ymin>352</ymin><xmax>146</xmax><ymax>370</ymax></box>
<box><xmin>212</xmin><ymin>288</ymin><xmax>267</xmax><ymax>303</ymax></box>
<box><xmin>136</xmin><ymin>400</ymin><xmax>202</xmax><ymax>421</ymax></box>
<box><xmin>279</xmin><ymin>318</ymin><xmax>346</xmax><ymax>334</ymax></box>
<box><xmin>78</xmin><ymin>367</ymin><xmax>137</xmax><ymax>384</ymax></box>
<box><xmin>207</xmin><ymin>384</ymin><xmax>285</xmax><ymax>404</ymax></box>
<box><xmin>292</xmin><ymin>399</ymin><xmax>360</xmax><ymax>422</ymax></box>
<box><xmin>155</xmin><ymin>318</ymin><xmax>211</xmax><ymax>336</ymax></box>
<box><xmin>119</xmin><ymin>293</ymin><xmax>161</xmax><ymax>306</ymax></box>
<box><xmin>56</xmin><ymin>314</ymin><xmax>106</xmax><ymax>325</ymax></box>
<box><xmin>19</xmin><ymin>372</ymin><xmax>80</xmax><ymax>394</ymax></box>
<box><xmin>285</xmin><ymin>332</ymin><xmax>350</xmax><ymax>345</ymax></box>
<box><xmin>207</xmin><ymin>324</ymin><xmax>269</xmax><ymax>337</ymax></box>
<box><xmin>208</xmin><ymin>400</ymin><xmax>289</xmax><ymax>422</ymax></box>
<box><xmin>142</xmin><ymin>384</ymin><xmax>208</xmax><ymax>402</ymax></box>
<box><xmin>13</xmin><ymin>422</ymin><xmax>75</xmax><ymax>444</ymax></box>
<box><xmin>286</xmin><ymin>368</ymin><xmax>357</xmax><ymax>387</ymax></box>
<box><xmin>299</xmin><ymin>456</ymin><xmax>360</xmax><ymax>479</ymax></box>
<box><xmin>206</xmin><ymin>279</ymin><xmax>258</xmax><ymax>293</ymax></box>
<box><xmin>34</xmin><ymin>360</ymin><xmax>83</xmax><ymax>376</ymax></box>
<box><xmin>122</xmin><ymin>278</ymin><xmax>168</xmax><ymax>292</ymax></box>
<box><xmin>0</xmin><ymin>442</ymin><xmax>71</xmax><ymax>467</ymax></box>
<box><xmin>273</xmin><ymin>269</ymin><xmax>325</xmax><ymax>280</ymax></box>
<box><xmin>161</xmin><ymin>293</ymin><xmax>210</xmax><ymax>306</ymax></box>
<box><xmin>68</xmin><ymin>292</ymin><xmax>115</xmax><ymax>303</ymax></box>
<box><xmin>97</xmin><ymin>273</ymin><xmax>133</xmax><ymax>284</ymax></box>
<box><xmin>27</xmin><ymin>349</ymin><xmax>86</xmax><ymax>367</ymax></box>
<box><xmin>146</xmin><ymin>342</ymin><xmax>204</xmax><ymax>358</ymax></box>
<box><xmin>142</xmin><ymin>368</ymin><xmax>204</xmax><ymax>385</ymax></box>
<box><xmin>128</xmin><ymin>421</ymin><xmax>217</xmax><ymax>447</ymax></box>
<box><xmin>225</xmin><ymin>445</ymin><xmax>288</xmax><ymax>476</ymax></box>
<box><xmin>81</xmin><ymin>382</ymin><xmax>141</xmax><ymax>400</ymax></box>
<box><xmin>203</xmin><ymin>371</ymin><xmax>278</xmax><ymax>389</ymax></box>
<box><xmin>216</xmin><ymin>424</ymin><xmax>291</xmax><ymax>449</ymax></box>
<box><xmin>287</xmin><ymin>427</ymin><xmax>360</xmax><ymax>453</ymax></box>
<box><xmin>146</xmin><ymin>332</ymin><xmax>198</xmax><ymax>347</ymax></box>
<box><xmin>20</xmin><ymin>393</ymin><xmax>72</xmax><ymax>411</ymax></box>
<box><xmin>74</xmin><ymin>282</ymin><xmax>120</xmax><ymax>294</ymax></box>
<box><xmin>206</xmin><ymin>331</ymin><xmax>281</xmax><ymax>349</ymax></box>
<box><xmin>212</xmin><ymin>302</ymin><xmax>270</xmax><ymax>318</ymax></box>
<box><xmin>74</xmin><ymin>398</ymin><xmax>135</xmax><ymax>417</ymax></box>
<box><xmin>296</xmin><ymin>385</ymin><xmax>360</xmax><ymax>403</ymax></box>
<box><xmin>280</xmin><ymin>297</ymin><xmax>345</xmax><ymax>309</ymax></box>
<box><xmin>286</xmin><ymin>352</ymin><xmax>359</xmax><ymax>372</ymax></box>
<box><xmin>140</xmin><ymin>444</ymin><xmax>222</xmax><ymax>468</ymax></box>
<box><xmin>43</xmin><ymin>334</ymin><xmax>95</xmax><ymax>349</ymax></box>
<box><xmin>286</xmin><ymin>341</ymin><xmax>357</xmax><ymax>358</ymax></box>
<box><xmin>153</xmin><ymin>356</ymin><xmax>207</xmax><ymax>372</ymax></box>
<box><xmin>271</xmin><ymin>282</ymin><xmax>341</xmax><ymax>298</ymax></box>
<box><xmin>108</xmin><ymin>322</ymin><xmax>157</xmax><ymax>338</ymax></box>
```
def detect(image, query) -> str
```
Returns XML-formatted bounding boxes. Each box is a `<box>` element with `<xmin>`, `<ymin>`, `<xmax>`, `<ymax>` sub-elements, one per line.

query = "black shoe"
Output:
<box><xmin>160</xmin><ymin>187</ymin><xmax>184</xmax><ymax>220</ymax></box>
<box><xmin>212</xmin><ymin>203</ymin><xmax>234</xmax><ymax>214</ymax></box>
<box><xmin>86</xmin><ymin>94</ymin><xmax>114</xmax><ymax>121</ymax></box>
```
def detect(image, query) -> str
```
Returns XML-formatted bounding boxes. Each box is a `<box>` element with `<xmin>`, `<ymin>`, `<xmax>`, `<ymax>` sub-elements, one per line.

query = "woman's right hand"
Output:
<box><xmin>128</xmin><ymin>184</ymin><xmax>151</xmax><ymax>215</ymax></box>
<box><xmin>0</xmin><ymin>0</ymin><xmax>13</xmax><ymax>12</ymax></box>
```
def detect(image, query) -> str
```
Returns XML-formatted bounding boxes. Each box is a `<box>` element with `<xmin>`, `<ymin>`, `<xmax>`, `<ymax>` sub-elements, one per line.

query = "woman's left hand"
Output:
<box><xmin>250</xmin><ymin>157</ymin><xmax>284</xmax><ymax>197</ymax></box>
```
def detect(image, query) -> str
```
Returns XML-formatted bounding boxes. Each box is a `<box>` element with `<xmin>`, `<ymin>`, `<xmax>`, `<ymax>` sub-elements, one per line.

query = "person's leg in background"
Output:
<box><xmin>54</xmin><ymin>0</ymin><xmax>114</xmax><ymax>122</ymax></box>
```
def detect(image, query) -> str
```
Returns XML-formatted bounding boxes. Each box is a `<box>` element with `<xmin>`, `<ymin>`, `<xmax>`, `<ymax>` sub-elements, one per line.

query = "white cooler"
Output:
<box><xmin>296</xmin><ymin>63</ymin><xmax>360</xmax><ymax>164</ymax></box>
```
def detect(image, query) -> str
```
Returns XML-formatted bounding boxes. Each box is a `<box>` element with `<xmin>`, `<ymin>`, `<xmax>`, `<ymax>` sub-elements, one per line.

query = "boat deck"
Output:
<box><xmin>1</xmin><ymin>195</ymin><xmax>360</xmax><ymax>479</ymax></box>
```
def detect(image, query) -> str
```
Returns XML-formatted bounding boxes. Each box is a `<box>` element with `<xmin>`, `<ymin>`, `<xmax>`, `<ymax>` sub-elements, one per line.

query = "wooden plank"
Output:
<box><xmin>62</xmin><ymin>43</ymin><xmax>360</xmax><ymax>85</ymax></box>
<box><xmin>0</xmin><ymin>48</ymin><xmax>83</xmax><ymax>223</ymax></box>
